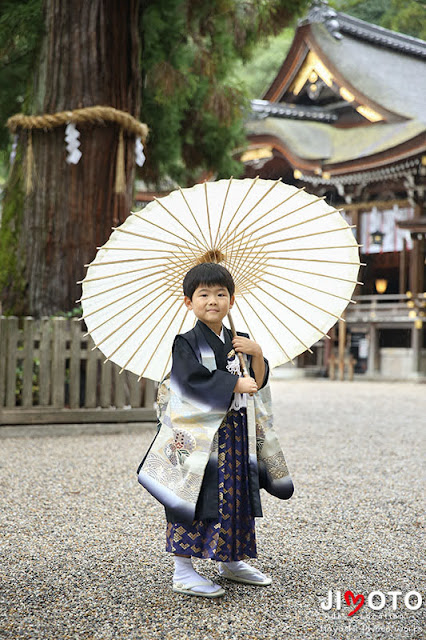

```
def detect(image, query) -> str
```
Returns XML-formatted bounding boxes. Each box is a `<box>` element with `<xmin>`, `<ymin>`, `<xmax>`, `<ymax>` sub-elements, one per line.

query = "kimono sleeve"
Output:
<box><xmin>171</xmin><ymin>335</ymin><xmax>237</xmax><ymax>412</ymax></box>
<box><xmin>249</xmin><ymin>357</ymin><xmax>269</xmax><ymax>390</ymax></box>
<box><xmin>236</xmin><ymin>331</ymin><xmax>269</xmax><ymax>390</ymax></box>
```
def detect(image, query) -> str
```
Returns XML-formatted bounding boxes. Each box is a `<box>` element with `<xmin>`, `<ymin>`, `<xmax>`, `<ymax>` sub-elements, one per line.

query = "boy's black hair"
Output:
<box><xmin>183</xmin><ymin>263</ymin><xmax>235</xmax><ymax>300</ymax></box>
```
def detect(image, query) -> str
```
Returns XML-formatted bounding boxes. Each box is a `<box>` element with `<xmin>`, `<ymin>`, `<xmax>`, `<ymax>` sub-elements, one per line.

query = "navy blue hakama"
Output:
<box><xmin>165</xmin><ymin>408</ymin><xmax>257</xmax><ymax>561</ymax></box>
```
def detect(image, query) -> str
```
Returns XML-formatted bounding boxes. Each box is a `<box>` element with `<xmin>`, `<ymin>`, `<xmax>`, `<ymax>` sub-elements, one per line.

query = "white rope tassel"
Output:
<box><xmin>115</xmin><ymin>128</ymin><xmax>126</xmax><ymax>194</ymax></box>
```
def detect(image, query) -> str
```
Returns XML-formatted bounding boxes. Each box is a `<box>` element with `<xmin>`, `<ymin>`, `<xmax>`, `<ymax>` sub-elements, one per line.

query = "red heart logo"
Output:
<box><xmin>344</xmin><ymin>590</ymin><xmax>365</xmax><ymax>616</ymax></box>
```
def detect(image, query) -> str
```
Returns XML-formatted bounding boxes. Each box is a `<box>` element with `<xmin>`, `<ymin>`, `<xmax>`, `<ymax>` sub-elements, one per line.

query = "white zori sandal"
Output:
<box><xmin>173</xmin><ymin>579</ymin><xmax>225</xmax><ymax>598</ymax></box>
<box><xmin>218</xmin><ymin>561</ymin><xmax>272</xmax><ymax>585</ymax></box>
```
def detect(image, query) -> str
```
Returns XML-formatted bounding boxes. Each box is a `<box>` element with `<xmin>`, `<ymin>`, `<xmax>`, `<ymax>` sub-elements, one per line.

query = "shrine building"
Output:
<box><xmin>241</xmin><ymin>0</ymin><xmax>426</xmax><ymax>378</ymax></box>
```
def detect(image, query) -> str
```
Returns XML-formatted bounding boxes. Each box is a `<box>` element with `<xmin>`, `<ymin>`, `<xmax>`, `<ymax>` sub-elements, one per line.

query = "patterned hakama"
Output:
<box><xmin>165</xmin><ymin>409</ymin><xmax>257</xmax><ymax>561</ymax></box>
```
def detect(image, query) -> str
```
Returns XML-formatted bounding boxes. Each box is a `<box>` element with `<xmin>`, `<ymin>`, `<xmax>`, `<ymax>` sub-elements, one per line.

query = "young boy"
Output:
<box><xmin>138</xmin><ymin>262</ymin><xmax>293</xmax><ymax>598</ymax></box>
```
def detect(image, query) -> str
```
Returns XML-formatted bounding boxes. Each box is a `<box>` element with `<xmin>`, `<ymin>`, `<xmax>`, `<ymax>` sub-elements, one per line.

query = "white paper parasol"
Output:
<box><xmin>80</xmin><ymin>178</ymin><xmax>361</xmax><ymax>381</ymax></box>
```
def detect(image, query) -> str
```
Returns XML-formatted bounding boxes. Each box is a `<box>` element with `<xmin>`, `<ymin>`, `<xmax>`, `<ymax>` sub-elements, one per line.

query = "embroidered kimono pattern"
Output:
<box><xmin>137</xmin><ymin>321</ymin><xmax>293</xmax><ymax>527</ymax></box>
<box><xmin>165</xmin><ymin>408</ymin><xmax>257</xmax><ymax>560</ymax></box>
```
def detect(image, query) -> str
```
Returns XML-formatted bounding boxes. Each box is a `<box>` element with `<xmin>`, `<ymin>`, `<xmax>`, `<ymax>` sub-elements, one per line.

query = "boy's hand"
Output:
<box><xmin>232</xmin><ymin>336</ymin><xmax>262</xmax><ymax>358</ymax></box>
<box><xmin>234</xmin><ymin>376</ymin><xmax>258</xmax><ymax>394</ymax></box>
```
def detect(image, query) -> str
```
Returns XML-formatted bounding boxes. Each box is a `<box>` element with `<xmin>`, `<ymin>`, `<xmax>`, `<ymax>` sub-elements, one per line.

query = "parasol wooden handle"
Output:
<box><xmin>227</xmin><ymin>311</ymin><xmax>254</xmax><ymax>396</ymax></box>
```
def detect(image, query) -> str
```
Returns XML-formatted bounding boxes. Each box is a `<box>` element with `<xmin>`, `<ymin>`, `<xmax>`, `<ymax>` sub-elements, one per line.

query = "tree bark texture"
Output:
<box><xmin>11</xmin><ymin>0</ymin><xmax>141</xmax><ymax>316</ymax></box>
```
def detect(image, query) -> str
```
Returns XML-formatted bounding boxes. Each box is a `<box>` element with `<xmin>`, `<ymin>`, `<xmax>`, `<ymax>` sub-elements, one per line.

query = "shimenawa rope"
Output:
<box><xmin>7</xmin><ymin>106</ymin><xmax>148</xmax><ymax>194</ymax></box>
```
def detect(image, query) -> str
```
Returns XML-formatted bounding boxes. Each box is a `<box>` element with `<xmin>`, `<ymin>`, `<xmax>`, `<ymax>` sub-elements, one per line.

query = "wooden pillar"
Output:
<box><xmin>409</xmin><ymin>239</ymin><xmax>420</xmax><ymax>295</ymax></box>
<box><xmin>338</xmin><ymin>317</ymin><xmax>346</xmax><ymax>380</ymax></box>
<box><xmin>352</xmin><ymin>208</ymin><xmax>363</xmax><ymax>298</ymax></box>
<box><xmin>409</xmin><ymin>204</ymin><xmax>423</xmax><ymax>295</ymax></box>
<box><xmin>348</xmin><ymin>354</ymin><xmax>355</xmax><ymax>381</ymax></box>
<box><xmin>408</xmin><ymin>202</ymin><xmax>424</xmax><ymax>376</ymax></box>
<box><xmin>411</xmin><ymin>320</ymin><xmax>422</xmax><ymax>376</ymax></box>
<box><xmin>367</xmin><ymin>323</ymin><xmax>379</xmax><ymax>375</ymax></box>
<box><xmin>317</xmin><ymin>340</ymin><xmax>324</xmax><ymax>371</ymax></box>
<box><xmin>327</xmin><ymin>326</ymin><xmax>336</xmax><ymax>379</ymax></box>
<box><xmin>324</xmin><ymin>330</ymin><xmax>332</xmax><ymax>370</ymax></box>
<box><xmin>418</xmin><ymin>236</ymin><xmax>425</xmax><ymax>295</ymax></box>
<box><xmin>399</xmin><ymin>237</ymin><xmax>407</xmax><ymax>294</ymax></box>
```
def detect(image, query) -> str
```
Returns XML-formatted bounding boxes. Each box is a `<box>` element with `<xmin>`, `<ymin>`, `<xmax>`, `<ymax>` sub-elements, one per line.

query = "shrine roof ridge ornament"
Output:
<box><xmin>251</xmin><ymin>99</ymin><xmax>338</xmax><ymax>123</ymax></box>
<box><xmin>302</xmin><ymin>0</ymin><xmax>426</xmax><ymax>58</ymax></box>
<box><xmin>301</xmin><ymin>0</ymin><xmax>342</xmax><ymax>40</ymax></box>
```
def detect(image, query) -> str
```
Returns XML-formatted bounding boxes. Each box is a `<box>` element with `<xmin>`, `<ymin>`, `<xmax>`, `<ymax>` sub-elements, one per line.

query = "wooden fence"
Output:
<box><xmin>0</xmin><ymin>316</ymin><xmax>157</xmax><ymax>425</ymax></box>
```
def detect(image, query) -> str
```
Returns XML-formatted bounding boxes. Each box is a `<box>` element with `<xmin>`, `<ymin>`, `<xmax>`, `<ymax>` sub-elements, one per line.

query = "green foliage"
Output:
<box><xmin>53</xmin><ymin>306</ymin><xmax>82</xmax><ymax>319</ymax></box>
<box><xmin>15</xmin><ymin>355</ymin><xmax>40</xmax><ymax>406</ymax></box>
<box><xmin>381</xmin><ymin>0</ymin><xmax>426</xmax><ymax>41</ymax></box>
<box><xmin>332</xmin><ymin>0</ymin><xmax>390</xmax><ymax>24</ymax></box>
<box><xmin>231</xmin><ymin>28</ymin><xmax>294</xmax><ymax>99</ymax></box>
<box><xmin>139</xmin><ymin>0</ymin><xmax>308</xmax><ymax>185</ymax></box>
<box><xmin>0</xmin><ymin>145</ymin><xmax>26</xmax><ymax>314</ymax></box>
<box><xmin>331</xmin><ymin>0</ymin><xmax>426</xmax><ymax>39</ymax></box>
<box><xmin>0</xmin><ymin>0</ymin><xmax>44</xmax><ymax>153</ymax></box>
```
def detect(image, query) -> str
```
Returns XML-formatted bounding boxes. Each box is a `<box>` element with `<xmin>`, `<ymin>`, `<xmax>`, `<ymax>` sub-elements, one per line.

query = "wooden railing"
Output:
<box><xmin>346</xmin><ymin>293</ymin><xmax>426</xmax><ymax>324</ymax></box>
<box><xmin>0</xmin><ymin>316</ymin><xmax>157</xmax><ymax>425</ymax></box>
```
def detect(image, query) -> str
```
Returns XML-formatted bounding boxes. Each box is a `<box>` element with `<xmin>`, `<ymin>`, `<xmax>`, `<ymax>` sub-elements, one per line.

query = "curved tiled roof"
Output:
<box><xmin>301</xmin><ymin>4</ymin><xmax>426</xmax><ymax>58</ymax></box>
<box><xmin>311</xmin><ymin>22</ymin><xmax>426</xmax><ymax>122</ymax></box>
<box><xmin>246</xmin><ymin>117</ymin><xmax>425</xmax><ymax>165</ymax></box>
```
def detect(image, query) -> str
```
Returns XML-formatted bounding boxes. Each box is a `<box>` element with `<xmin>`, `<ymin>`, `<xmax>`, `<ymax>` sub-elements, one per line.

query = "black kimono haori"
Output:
<box><xmin>137</xmin><ymin>320</ymin><xmax>293</xmax><ymax>561</ymax></box>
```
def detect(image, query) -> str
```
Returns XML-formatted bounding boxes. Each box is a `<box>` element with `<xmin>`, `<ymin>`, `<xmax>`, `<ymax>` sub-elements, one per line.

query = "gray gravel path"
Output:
<box><xmin>0</xmin><ymin>380</ymin><xmax>424</xmax><ymax>640</ymax></box>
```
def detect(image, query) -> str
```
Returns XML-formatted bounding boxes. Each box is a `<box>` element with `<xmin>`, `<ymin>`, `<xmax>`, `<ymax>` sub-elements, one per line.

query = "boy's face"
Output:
<box><xmin>184</xmin><ymin>284</ymin><xmax>234</xmax><ymax>334</ymax></box>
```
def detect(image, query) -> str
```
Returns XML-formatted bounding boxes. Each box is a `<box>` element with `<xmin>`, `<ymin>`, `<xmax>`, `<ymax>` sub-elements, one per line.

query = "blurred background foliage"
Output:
<box><xmin>0</xmin><ymin>0</ymin><xmax>44</xmax><ymax>155</ymax></box>
<box><xmin>138</xmin><ymin>0</ymin><xmax>309</xmax><ymax>184</ymax></box>
<box><xmin>331</xmin><ymin>0</ymin><xmax>426</xmax><ymax>40</ymax></box>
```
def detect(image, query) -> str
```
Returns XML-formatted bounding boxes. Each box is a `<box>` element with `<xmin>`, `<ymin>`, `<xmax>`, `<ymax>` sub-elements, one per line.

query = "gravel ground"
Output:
<box><xmin>0</xmin><ymin>380</ymin><xmax>424</xmax><ymax>640</ymax></box>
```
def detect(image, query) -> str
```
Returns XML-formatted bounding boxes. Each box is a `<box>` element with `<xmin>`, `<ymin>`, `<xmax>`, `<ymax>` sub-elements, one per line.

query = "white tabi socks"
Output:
<box><xmin>218</xmin><ymin>560</ymin><xmax>272</xmax><ymax>585</ymax></box>
<box><xmin>173</xmin><ymin>556</ymin><xmax>223</xmax><ymax>595</ymax></box>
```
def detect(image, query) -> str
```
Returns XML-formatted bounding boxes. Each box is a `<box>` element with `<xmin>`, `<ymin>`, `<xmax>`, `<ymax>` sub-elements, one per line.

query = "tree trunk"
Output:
<box><xmin>5</xmin><ymin>0</ymin><xmax>141</xmax><ymax>316</ymax></box>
